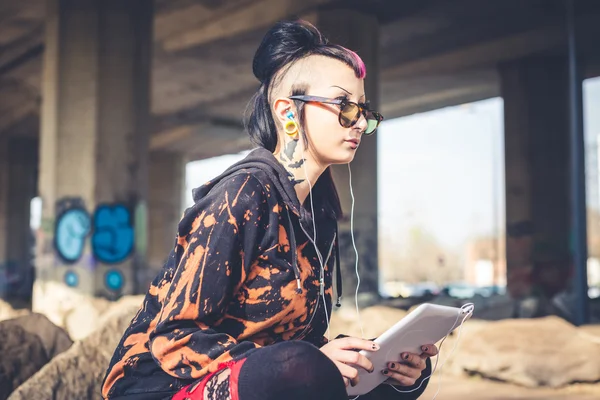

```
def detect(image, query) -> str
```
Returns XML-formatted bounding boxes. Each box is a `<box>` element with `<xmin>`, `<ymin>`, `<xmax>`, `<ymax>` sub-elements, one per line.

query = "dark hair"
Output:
<box><xmin>244</xmin><ymin>20</ymin><xmax>367</xmax><ymax>220</ymax></box>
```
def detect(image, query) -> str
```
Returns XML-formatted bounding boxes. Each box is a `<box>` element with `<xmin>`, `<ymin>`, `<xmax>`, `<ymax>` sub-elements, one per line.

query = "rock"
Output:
<box><xmin>32</xmin><ymin>281</ymin><xmax>144</xmax><ymax>340</ymax></box>
<box><xmin>579</xmin><ymin>324</ymin><xmax>600</xmax><ymax>344</ymax></box>
<box><xmin>1</xmin><ymin>313</ymin><xmax>73</xmax><ymax>359</ymax></box>
<box><xmin>64</xmin><ymin>300</ymin><xmax>104</xmax><ymax>341</ymax></box>
<box><xmin>32</xmin><ymin>281</ymin><xmax>111</xmax><ymax>335</ymax></box>
<box><xmin>0</xmin><ymin>323</ymin><xmax>49</xmax><ymax>400</ymax></box>
<box><xmin>8</xmin><ymin>302</ymin><xmax>141</xmax><ymax>400</ymax></box>
<box><xmin>448</xmin><ymin>316</ymin><xmax>600</xmax><ymax>387</ymax></box>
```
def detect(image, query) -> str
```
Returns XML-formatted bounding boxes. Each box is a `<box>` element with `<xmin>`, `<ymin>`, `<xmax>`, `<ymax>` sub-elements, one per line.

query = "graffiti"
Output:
<box><xmin>104</xmin><ymin>269</ymin><xmax>124</xmax><ymax>291</ymax></box>
<box><xmin>92</xmin><ymin>204</ymin><xmax>134</xmax><ymax>264</ymax></box>
<box><xmin>52</xmin><ymin>199</ymin><xmax>135</xmax><ymax>290</ymax></box>
<box><xmin>54</xmin><ymin>198</ymin><xmax>91</xmax><ymax>264</ymax></box>
<box><xmin>64</xmin><ymin>270</ymin><xmax>79</xmax><ymax>288</ymax></box>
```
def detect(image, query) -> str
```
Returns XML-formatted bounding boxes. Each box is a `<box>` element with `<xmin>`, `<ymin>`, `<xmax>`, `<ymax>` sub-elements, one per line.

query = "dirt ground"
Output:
<box><xmin>421</xmin><ymin>375</ymin><xmax>600</xmax><ymax>399</ymax></box>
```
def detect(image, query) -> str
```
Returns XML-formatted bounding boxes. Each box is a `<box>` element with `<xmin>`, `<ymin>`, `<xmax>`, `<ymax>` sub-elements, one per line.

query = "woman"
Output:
<box><xmin>102</xmin><ymin>20</ymin><xmax>436</xmax><ymax>400</ymax></box>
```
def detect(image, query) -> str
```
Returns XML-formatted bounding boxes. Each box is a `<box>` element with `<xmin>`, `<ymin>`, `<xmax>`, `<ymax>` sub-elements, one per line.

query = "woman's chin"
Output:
<box><xmin>319</xmin><ymin>148</ymin><xmax>358</xmax><ymax>166</ymax></box>
<box><xmin>330</xmin><ymin>153</ymin><xmax>357</xmax><ymax>165</ymax></box>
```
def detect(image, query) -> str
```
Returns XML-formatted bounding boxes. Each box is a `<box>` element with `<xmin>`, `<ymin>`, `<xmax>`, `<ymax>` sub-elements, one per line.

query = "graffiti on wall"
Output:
<box><xmin>92</xmin><ymin>204</ymin><xmax>134</xmax><ymax>264</ymax></box>
<box><xmin>64</xmin><ymin>270</ymin><xmax>79</xmax><ymax>288</ymax></box>
<box><xmin>53</xmin><ymin>199</ymin><xmax>134</xmax><ymax>291</ymax></box>
<box><xmin>104</xmin><ymin>269</ymin><xmax>125</xmax><ymax>291</ymax></box>
<box><xmin>54</xmin><ymin>198</ymin><xmax>91</xmax><ymax>264</ymax></box>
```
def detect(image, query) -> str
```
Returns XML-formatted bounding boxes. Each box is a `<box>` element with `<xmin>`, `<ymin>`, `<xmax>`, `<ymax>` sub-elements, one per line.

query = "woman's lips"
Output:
<box><xmin>345</xmin><ymin>138</ymin><xmax>360</xmax><ymax>149</ymax></box>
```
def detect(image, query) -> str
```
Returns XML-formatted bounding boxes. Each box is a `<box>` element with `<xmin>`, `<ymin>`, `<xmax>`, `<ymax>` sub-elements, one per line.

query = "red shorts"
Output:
<box><xmin>172</xmin><ymin>358</ymin><xmax>247</xmax><ymax>400</ymax></box>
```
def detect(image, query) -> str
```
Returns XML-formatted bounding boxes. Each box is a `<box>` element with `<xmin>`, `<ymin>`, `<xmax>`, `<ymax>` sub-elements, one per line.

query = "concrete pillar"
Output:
<box><xmin>500</xmin><ymin>57</ymin><xmax>577</xmax><ymax>315</ymax></box>
<box><xmin>315</xmin><ymin>9</ymin><xmax>380</xmax><ymax>306</ymax></box>
<box><xmin>35</xmin><ymin>0</ymin><xmax>152</xmax><ymax>313</ymax></box>
<box><xmin>6</xmin><ymin>138</ymin><xmax>38</xmax><ymax>301</ymax></box>
<box><xmin>0</xmin><ymin>136</ymin><xmax>38</xmax><ymax>302</ymax></box>
<box><xmin>144</xmin><ymin>151</ymin><xmax>186</xmax><ymax>290</ymax></box>
<box><xmin>0</xmin><ymin>135</ymin><xmax>8</xmax><ymax>298</ymax></box>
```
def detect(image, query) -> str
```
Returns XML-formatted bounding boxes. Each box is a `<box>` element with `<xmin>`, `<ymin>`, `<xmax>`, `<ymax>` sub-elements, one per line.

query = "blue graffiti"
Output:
<box><xmin>92</xmin><ymin>204</ymin><xmax>134</xmax><ymax>264</ymax></box>
<box><xmin>105</xmin><ymin>269</ymin><xmax>124</xmax><ymax>291</ymax></box>
<box><xmin>64</xmin><ymin>270</ymin><xmax>79</xmax><ymax>287</ymax></box>
<box><xmin>55</xmin><ymin>208</ymin><xmax>91</xmax><ymax>263</ymax></box>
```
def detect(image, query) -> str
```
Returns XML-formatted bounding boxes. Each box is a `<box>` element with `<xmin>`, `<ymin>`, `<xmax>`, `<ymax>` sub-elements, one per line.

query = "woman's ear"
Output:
<box><xmin>272</xmin><ymin>97</ymin><xmax>296</xmax><ymax>126</ymax></box>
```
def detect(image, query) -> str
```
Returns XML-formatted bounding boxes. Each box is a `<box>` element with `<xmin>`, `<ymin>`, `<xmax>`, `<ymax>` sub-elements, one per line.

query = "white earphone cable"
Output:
<box><xmin>347</xmin><ymin>162</ymin><xmax>364</xmax><ymax>339</ymax></box>
<box><xmin>300</xmin><ymin>144</ymin><xmax>331</xmax><ymax>341</ymax></box>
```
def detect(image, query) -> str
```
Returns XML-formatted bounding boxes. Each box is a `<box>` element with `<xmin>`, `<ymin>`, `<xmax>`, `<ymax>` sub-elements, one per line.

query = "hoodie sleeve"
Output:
<box><xmin>149</xmin><ymin>173</ymin><xmax>269</xmax><ymax>380</ymax></box>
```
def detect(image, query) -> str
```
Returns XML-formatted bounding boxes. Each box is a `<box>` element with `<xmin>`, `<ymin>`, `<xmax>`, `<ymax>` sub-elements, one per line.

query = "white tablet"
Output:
<box><xmin>346</xmin><ymin>303</ymin><xmax>474</xmax><ymax>397</ymax></box>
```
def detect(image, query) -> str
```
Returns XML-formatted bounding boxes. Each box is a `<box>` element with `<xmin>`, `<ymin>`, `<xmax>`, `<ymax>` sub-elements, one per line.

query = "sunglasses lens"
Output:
<box><xmin>365</xmin><ymin>119</ymin><xmax>379</xmax><ymax>135</ymax></box>
<box><xmin>339</xmin><ymin>103</ymin><xmax>360</xmax><ymax>128</ymax></box>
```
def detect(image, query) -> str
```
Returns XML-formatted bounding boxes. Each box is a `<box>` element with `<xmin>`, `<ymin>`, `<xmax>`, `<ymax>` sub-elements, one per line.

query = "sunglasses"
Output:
<box><xmin>288</xmin><ymin>95</ymin><xmax>384</xmax><ymax>135</ymax></box>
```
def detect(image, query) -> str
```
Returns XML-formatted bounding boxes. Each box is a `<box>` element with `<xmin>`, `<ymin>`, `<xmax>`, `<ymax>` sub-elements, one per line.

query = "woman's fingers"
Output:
<box><xmin>334</xmin><ymin>337</ymin><xmax>379</xmax><ymax>352</ymax></box>
<box><xmin>335</xmin><ymin>349</ymin><xmax>374</xmax><ymax>374</ymax></box>
<box><xmin>399</xmin><ymin>352</ymin><xmax>426</xmax><ymax>370</ymax></box>
<box><xmin>420</xmin><ymin>344</ymin><xmax>438</xmax><ymax>358</ymax></box>
<box><xmin>382</xmin><ymin>368</ymin><xmax>418</xmax><ymax>387</ymax></box>
<box><xmin>333</xmin><ymin>360</ymin><xmax>360</xmax><ymax>387</ymax></box>
<box><xmin>386</xmin><ymin>361</ymin><xmax>423</xmax><ymax>380</ymax></box>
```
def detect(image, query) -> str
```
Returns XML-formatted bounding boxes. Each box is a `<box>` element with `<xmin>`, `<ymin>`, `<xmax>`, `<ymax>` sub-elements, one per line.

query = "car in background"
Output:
<box><xmin>440</xmin><ymin>282</ymin><xmax>478</xmax><ymax>299</ymax></box>
<box><xmin>440</xmin><ymin>282</ymin><xmax>507</xmax><ymax>299</ymax></box>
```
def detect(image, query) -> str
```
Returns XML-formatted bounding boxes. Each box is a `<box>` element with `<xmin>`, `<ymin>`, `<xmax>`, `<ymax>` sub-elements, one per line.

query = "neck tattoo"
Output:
<box><xmin>279</xmin><ymin>136</ymin><xmax>305</xmax><ymax>186</ymax></box>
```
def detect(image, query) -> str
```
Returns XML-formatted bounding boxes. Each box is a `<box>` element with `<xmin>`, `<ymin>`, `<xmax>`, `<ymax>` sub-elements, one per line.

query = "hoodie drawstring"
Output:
<box><xmin>285</xmin><ymin>207</ymin><xmax>343</xmax><ymax>304</ymax></box>
<box><xmin>334</xmin><ymin>224</ymin><xmax>343</xmax><ymax>307</ymax></box>
<box><xmin>285</xmin><ymin>208</ymin><xmax>302</xmax><ymax>294</ymax></box>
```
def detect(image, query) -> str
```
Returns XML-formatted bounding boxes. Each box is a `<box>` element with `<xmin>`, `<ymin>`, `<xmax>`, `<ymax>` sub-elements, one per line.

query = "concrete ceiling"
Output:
<box><xmin>2</xmin><ymin>0</ymin><xmax>600</xmax><ymax>161</ymax></box>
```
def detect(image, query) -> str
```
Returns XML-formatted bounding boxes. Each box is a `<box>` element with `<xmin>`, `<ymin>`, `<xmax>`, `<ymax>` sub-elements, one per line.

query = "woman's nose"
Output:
<box><xmin>354</xmin><ymin>112</ymin><xmax>368</xmax><ymax>134</ymax></box>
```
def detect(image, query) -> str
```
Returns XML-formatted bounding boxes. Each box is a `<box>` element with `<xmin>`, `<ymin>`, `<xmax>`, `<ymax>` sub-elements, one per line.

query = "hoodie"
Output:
<box><xmin>101</xmin><ymin>148</ymin><xmax>342</xmax><ymax>399</ymax></box>
<box><xmin>101</xmin><ymin>148</ymin><xmax>431</xmax><ymax>400</ymax></box>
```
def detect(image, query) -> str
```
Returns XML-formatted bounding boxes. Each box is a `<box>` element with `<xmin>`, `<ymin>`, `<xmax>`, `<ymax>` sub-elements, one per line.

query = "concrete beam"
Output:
<box><xmin>382</xmin><ymin>83</ymin><xmax>497</xmax><ymax>119</ymax></box>
<box><xmin>382</xmin><ymin>12</ymin><xmax>600</xmax><ymax>79</ymax></box>
<box><xmin>0</xmin><ymin>26</ymin><xmax>44</xmax><ymax>76</ymax></box>
<box><xmin>154</xmin><ymin>0</ymin><xmax>240</xmax><ymax>42</ymax></box>
<box><xmin>0</xmin><ymin>79</ymin><xmax>38</xmax><ymax>135</ymax></box>
<box><xmin>162</xmin><ymin>0</ymin><xmax>329</xmax><ymax>52</ymax></box>
<box><xmin>150</xmin><ymin>124</ymin><xmax>208</xmax><ymax>151</ymax></box>
<box><xmin>383</xmin><ymin>26</ymin><xmax>564</xmax><ymax>79</ymax></box>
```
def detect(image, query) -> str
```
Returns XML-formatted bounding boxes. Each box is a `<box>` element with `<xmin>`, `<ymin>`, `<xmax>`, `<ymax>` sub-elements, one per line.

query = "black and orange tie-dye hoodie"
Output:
<box><xmin>101</xmin><ymin>147</ymin><xmax>344</xmax><ymax>399</ymax></box>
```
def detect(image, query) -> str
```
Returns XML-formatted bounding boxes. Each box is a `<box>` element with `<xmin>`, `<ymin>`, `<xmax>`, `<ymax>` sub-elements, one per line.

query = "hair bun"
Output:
<box><xmin>252</xmin><ymin>20</ymin><xmax>328</xmax><ymax>84</ymax></box>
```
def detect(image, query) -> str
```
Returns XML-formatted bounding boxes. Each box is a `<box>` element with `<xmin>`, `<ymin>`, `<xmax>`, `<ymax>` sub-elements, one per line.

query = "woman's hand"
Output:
<box><xmin>382</xmin><ymin>344</ymin><xmax>438</xmax><ymax>387</ymax></box>
<box><xmin>319</xmin><ymin>337</ymin><xmax>379</xmax><ymax>387</ymax></box>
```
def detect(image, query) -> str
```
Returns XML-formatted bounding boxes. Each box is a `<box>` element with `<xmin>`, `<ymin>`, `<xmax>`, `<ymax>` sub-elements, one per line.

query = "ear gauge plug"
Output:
<box><xmin>284</xmin><ymin>110</ymin><xmax>298</xmax><ymax>137</ymax></box>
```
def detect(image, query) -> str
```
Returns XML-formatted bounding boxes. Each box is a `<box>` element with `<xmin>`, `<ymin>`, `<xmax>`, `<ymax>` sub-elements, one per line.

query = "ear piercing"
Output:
<box><xmin>284</xmin><ymin>110</ymin><xmax>298</xmax><ymax>137</ymax></box>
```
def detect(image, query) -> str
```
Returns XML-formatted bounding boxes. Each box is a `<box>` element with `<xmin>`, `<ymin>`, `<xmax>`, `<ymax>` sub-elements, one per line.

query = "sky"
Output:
<box><xmin>376</xmin><ymin>97</ymin><xmax>504</xmax><ymax>251</ymax></box>
<box><xmin>185</xmin><ymin>77</ymin><xmax>600</xmax><ymax>253</ymax></box>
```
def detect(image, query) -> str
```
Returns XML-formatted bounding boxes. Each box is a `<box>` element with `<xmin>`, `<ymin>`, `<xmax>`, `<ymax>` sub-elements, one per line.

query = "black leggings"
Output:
<box><xmin>178</xmin><ymin>340</ymin><xmax>428</xmax><ymax>400</ymax></box>
<box><xmin>235</xmin><ymin>341</ymin><xmax>347</xmax><ymax>400</ymax></box>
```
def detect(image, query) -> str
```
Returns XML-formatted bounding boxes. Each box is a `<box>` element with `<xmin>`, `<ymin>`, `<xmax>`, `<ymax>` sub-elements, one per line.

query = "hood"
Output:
<box><xmin>192</xmin><ymin>147</ymin><xmax>302</xmax><ymax>216</ymax></box>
